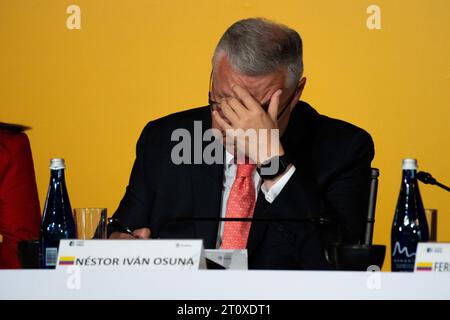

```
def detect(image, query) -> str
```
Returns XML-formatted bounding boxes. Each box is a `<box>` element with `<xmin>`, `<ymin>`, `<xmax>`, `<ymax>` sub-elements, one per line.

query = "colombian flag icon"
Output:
<box><xmin>416</xmin><ymin>262</ymin><xmax>433</xmax><ymax>271</ymax></box>
<box><xmin>59</xmin><ymin>256</ymin><xmax>76</xmax><ymax>266</ymax></box>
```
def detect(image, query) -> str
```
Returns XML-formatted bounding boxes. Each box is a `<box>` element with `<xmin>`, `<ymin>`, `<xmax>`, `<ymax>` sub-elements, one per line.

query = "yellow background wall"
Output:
<box><xmin>1</xmin><ymin>0</ymin><xmax>449</xmax><ymax>271</ymax></box>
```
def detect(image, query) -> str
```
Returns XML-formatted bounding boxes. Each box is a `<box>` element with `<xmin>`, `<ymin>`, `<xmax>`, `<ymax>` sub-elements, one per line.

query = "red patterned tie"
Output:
<box><xmin>221</xmin><ymin>163</ymin><xmax>256</xmax><ymax>249</ymax></box>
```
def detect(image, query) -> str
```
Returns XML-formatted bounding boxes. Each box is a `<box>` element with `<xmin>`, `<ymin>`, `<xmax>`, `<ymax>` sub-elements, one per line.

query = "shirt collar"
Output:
<box><xmin>225</xmin><ymin>149</ymin><xmax>235</xmax><ymax>169</ymax></box>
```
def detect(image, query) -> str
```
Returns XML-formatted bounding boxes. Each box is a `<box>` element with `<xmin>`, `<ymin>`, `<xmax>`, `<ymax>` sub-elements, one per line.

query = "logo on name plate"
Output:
<box><xmin>426</xmin><ymin>247</ymin><xmax>443</xmax><ymax>254</ymax></box>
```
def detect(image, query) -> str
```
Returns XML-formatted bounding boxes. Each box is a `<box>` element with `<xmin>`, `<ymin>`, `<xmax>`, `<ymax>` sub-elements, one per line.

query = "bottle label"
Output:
<box><xmin>392</xmin><ymin>241</ymin><xmax>416</xmax><ymax>271</ymax></box>
<box><xmin>45</xmin><ymin>247</ymin><xmax>58</xmax><ymax>267</ymax></box>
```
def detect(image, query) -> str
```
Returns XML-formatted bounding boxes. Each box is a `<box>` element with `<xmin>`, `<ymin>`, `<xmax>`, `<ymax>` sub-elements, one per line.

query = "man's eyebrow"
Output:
<box><xmin>215</xmin><ymin>88</ymin><xmax>271</xmax><ymax>108</ymax></box>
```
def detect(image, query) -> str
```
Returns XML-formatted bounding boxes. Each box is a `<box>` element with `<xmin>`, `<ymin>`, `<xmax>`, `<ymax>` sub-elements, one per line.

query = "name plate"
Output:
<box><xmin>415</xmin><ymin>242</ymin><xmax>450</xmax><ymax>273</ymax></box>
<box><xmin>56</xmin><ymin>239</ymin><xmax>205</xmax><ymax>270</ymax></box>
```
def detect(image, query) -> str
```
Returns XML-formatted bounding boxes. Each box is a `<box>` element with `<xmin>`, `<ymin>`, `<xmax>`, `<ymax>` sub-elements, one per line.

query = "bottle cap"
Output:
<box><xmin>50</xmin><ymin>158</ymin><xmax>65</xmax><ymax>170</ymax></box>
<box><xmin>402</xmin><ymin>158</ymin><xmax>417</xmax><ymax>170</ymax></box>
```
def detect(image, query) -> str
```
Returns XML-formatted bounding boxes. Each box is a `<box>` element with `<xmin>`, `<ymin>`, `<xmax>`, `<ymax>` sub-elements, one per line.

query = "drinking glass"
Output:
<box><xmin>73</xmin><ymin>208</ymin><xmax>107</xmax><ymax>239</ymax></box>
<box><xmin>425</xmin><ymin>208</ymin><xmax>438</xmax><ymax>241</ymax></box>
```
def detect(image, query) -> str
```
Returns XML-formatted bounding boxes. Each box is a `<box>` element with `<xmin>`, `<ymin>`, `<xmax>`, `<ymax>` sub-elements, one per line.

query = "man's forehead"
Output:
<box><xmin>214</xmin><ymin>55</ymin><xmax>286</xmax><ymax>103</ymax></box>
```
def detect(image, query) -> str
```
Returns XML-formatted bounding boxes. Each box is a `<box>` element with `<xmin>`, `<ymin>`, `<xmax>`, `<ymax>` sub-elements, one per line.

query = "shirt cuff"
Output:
<box><xmin>260</xmin><ymin>165</ymin><xmax>296</xmax><ymax>203</ymax></box>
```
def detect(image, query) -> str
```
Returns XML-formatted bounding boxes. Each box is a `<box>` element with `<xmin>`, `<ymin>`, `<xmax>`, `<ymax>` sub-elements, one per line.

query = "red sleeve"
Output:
<box><xmin>0</xmin><ymin>132</ymin><xmax>41</xmax><ymax>269</ymax></box>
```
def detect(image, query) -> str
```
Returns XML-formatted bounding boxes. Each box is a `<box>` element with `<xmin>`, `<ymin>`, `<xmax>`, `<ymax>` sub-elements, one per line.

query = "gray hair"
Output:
<box><xmin>213</xmin><ymin>18</ymin><xmax>303</xmax><ymax>88</ymax></box>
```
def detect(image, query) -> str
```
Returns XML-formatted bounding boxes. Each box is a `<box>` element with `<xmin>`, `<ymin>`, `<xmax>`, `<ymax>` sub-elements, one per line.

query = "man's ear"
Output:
<box><xmin>285</xmin><ymin>77</ymin><xmax>307</xmax><ymax>115</ymax></box>
<box><xmin>296</xmin><ymin>77</ymin><xmax>307</xmax><ymax>100</ymax></box>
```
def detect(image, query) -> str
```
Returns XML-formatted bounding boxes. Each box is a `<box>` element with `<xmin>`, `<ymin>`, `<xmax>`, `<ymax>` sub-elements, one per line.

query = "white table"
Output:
<box><xmin>1</xmin><ymin>270</ymin><xmax>449</xmax><ymax>300</ymax></box>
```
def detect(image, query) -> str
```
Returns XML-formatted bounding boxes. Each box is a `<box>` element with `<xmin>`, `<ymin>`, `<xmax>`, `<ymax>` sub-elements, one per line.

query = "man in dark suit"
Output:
<box><xmin>110</xmin><ymin>18</ymin><xmax>374</xmax><ymax>270</ymax></box>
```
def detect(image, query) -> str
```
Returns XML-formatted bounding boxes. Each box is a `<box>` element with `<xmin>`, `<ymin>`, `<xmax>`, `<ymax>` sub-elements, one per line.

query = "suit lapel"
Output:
<box><xmin>189</xmin><ymin>110</ymin><xmax>225</xmax><ymax>249</ymax></box>
<box><xmin>246</xmin><ymin>189</ymin><xmax>271</xmax><ymax>255</ymax></box>
<box><xmin>190</xmin><ymin>161</ymin><xmax>223</xmax><ymax>249</ymax></box>
<box><xmin>246</xmin><ymin>101</ymin><xmax>318</xmax><ymax>256</ymax></box>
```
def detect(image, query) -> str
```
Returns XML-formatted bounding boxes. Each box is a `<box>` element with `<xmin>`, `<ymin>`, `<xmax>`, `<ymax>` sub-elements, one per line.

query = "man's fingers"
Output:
<box><xmin>268</xmin><ymin>89</ymin><xmax>282</xmax><ymax>122</ymax></box>
<box><xmin>212</xmin><ymin>109</ymin><xmax>232</xmax><ymax>131</ymax></box>
<box><xmin>109</xmin><ymin>232</ymin><xmax>135</xmax><ymax>240</ymax></box>
<box><xmin>109</xmin><ymin>228</ymin><xmax>151</xmax><ymax>240</ymax></box>
<box><xmin>231</xmin><ymin>84</ymin><xmax>260</xmax><ymax>111</ymax></box>
<box><xmin>227</xmin><ymin>97</ymin><xmax>248</xmax><ymax>115</ymax></box>
<box><xmin>132</xmin><ymin>228</ymin><xmax>151</xmax><ymax>239</ymax></box>
<box><xmin>220</xmin><ymin>100</ymin><xmax>240</xmax><ymax>125</ymax></box>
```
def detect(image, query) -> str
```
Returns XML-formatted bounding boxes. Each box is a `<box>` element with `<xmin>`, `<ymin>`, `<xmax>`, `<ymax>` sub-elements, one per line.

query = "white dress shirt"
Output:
<box><xmin>215</xmin><ymin>150</ymin><xmax>296</xmax><ymax>248</ymax></box>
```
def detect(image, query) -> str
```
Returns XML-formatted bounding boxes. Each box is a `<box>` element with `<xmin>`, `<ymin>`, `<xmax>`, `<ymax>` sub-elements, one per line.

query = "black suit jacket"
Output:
<box><xmin>112</xmin><ymin>101</ymin><xmax>374</xmax><ymax>270</ymax></box>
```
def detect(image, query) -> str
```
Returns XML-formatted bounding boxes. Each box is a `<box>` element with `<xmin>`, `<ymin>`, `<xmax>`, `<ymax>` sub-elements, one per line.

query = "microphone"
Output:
<box><xmin>154</xmin><ymin>215</ymin><xmax>335</xmax><ymax>269</ymax></box>
<box><xmin>129</xmin><ymin>215</ymin><xmax>332</xmax><ymax>270</ymax></box>
<box><xmin>418</xmin><ymin>171</ymin><xmax>450</xmax><ymax>192</ymax></box>
<box><xmin>154</xmin><ymin>215</ymin><xmax>334</xmax><ymax>239</ymax></box>
<box><xmin>165</xmin><ymin>216</ymin><xmax>331</xmax><ymax>223</ymax></box>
